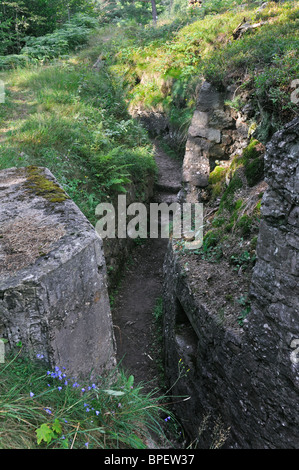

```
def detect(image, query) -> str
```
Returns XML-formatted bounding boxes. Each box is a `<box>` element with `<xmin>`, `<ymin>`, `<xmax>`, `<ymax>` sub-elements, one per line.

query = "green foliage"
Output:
<box><xmin>21</xmin><ymin>15</ymin><xmax>98</xmax><ymax>61</ymax></box>
<box><xmin>194</xmin><ymin>229</ymin><xmax>223</xmax><ymax>262</ymax></box>
<box><xmin>230</xmin><ymin>250</ymin><xmax>256</xmax><ymax>271</ymax></box>
<box><xmin>0</xmin><ymin>350</ymin><xmax>173</xmax><ymax>449</ymax></box>
<box><xmin>98</xmin><ymin>0</ymin><xmax>165</xmax><ymax>26</ymax></box>
<box><xmin>224</xmin><ymin>96</ymin><xmax>245</xmax><ymax>111</ymax></box>
<box><xmin>0</xmin><ymin>59</ymin><xmax>156</xmax><ymax>224</ymax></box>
<box><xmin>219</xmin><ymin>174</ymin><xmax>243</xmax><ymax>212</ymax></box>
<box><xmin>0</xmin><ymin>54</ymin><xmax>30</xmax><ymax>70</ymax></box>
<box><xmin>0</xmin><ymin>1</ymin><xmax>96</xmax><ymax>56</ymax></box>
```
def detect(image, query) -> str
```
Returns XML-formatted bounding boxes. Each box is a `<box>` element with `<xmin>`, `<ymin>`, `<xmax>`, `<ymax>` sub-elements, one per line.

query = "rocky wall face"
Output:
<box><xmin>247</xmin><ymin>117</ymin><xmax>299</xmax><ymax>448</ymax></box>
<box><xmin>0</xmin><ymin>167</ymin><xmax>116</xmax><ymax>379</ymax></box>
<box><xmin>163</xmin><ymin>114</ymin><xmax>299</xmax><ymax>447</ymax></box>
<box><xmin>182</xmin><ymin>81</ymin><xmax>250</xmax><ymax>203</ymax></box>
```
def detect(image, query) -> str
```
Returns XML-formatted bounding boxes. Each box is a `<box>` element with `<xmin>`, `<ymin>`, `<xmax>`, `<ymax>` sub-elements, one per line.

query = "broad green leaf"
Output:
<box><xmin>52</xmin><ymin>418</ymin><xmax>62</xmax><ymax>436</ymax></box>
<box><xmin>36</xmin><ymin>423</ymin><xmax>55</xmax><ymax>445</ymax></box>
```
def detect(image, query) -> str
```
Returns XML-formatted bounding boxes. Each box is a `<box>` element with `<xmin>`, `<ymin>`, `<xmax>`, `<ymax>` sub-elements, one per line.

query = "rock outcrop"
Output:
<box><xmin>0</xmin><ymin>166</ymin><xmax>116</xmax><ymax>379</ymax></box>
<box><xmin>182</xmin><ymin>80</ymin><xmax>250</xmax><ymax>203</ymax></box>
<box><xmin>163</xmin><ymin>110</ymin><xmax>299</xmax><ymax>448</ymax></box>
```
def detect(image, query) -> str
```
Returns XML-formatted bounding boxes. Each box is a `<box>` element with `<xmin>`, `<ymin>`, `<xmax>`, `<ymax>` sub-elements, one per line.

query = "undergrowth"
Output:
<box><xmin>0</xmin><ymin>347</ymin><xmax>175</xmax><ymax>449</ymax></box>
<box><xmin>0</xmin><ymin>46</ymin><xmax>156</xmax><ymax>224</ymax></box>
<box><xmin>102</xmin><ymin>0</ymin><xmax>299</xmax><ymax>149</ymax></box>
<box><xmin>1</xmin><ymin>2</ymin><xmax>297</xmax><ymax>221</ymax></box>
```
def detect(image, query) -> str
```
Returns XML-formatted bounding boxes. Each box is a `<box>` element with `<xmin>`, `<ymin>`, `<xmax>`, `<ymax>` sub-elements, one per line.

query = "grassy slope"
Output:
<box><xmin>0</xmin><ymin>0</ymin><xmax>298</xmax><ymax>447</ymax></box>
<box><xmin>106</xmin><ymin>0</ymin><xmax>298</xmax><ymax>149</ymax></box>
<box><xmin>0</xmin><ymin>33</ymin><xmax>156</xmax><ymax>224</ymax></box>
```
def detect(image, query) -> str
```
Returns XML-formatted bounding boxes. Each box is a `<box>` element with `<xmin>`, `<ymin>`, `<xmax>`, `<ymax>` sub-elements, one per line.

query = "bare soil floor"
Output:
<box><xmin>111</xmin><ymin>140</ymin><xmax>182</xmax><ymax>391</ymax></box>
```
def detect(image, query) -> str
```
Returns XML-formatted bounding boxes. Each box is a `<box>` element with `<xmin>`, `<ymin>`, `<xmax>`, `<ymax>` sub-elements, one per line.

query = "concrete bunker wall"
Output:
<box><xmin>0</xmin><ymin>166</ymin><xmax>116</xmax><ymax>379</ymax></box>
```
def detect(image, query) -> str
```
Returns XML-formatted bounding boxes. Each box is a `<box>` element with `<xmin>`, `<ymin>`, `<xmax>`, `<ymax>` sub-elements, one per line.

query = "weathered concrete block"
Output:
<box><xmin>0</xmin><ymin>166</ymin><xmax>116</xmax><ymax>379</ymax></box>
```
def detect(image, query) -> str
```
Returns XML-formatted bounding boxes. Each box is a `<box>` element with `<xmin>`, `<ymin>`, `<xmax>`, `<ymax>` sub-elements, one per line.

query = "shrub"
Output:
<box><xmin>0</xmin><ymin>55</ymin><xmax>31</xmax><ymax>69</ymax></box>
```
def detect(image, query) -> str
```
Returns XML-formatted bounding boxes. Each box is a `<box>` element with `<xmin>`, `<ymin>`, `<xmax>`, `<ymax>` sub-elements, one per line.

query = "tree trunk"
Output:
<box><xmin>150</xmin><ymin>0</ymin><xmax>157</xmax><ymax>26</ymax></box>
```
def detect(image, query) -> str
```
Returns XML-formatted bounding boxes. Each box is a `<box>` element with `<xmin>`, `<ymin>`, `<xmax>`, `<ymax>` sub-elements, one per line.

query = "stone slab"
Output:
<box><xmin>0</xmin><ymin>166</ymin><xmax>116</xmax><ymax>379</ymax></box>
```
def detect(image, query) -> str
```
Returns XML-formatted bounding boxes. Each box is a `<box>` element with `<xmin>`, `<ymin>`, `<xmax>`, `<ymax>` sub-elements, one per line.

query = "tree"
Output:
<box><xmin>150</xmin><ymin>0</ymin><xmax>158</xmax><ymax>25</ymax></box>
<box><xmin>0</xmin><ymin>0</ymin><xmax>95</xmax><ymax>55</ymax></box>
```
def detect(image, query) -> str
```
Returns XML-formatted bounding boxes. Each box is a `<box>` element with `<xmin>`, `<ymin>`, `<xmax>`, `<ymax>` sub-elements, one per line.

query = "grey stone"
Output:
<box><xmin>182</xmin><ymin>81</ymin><xmax>251</xmax><ymax>204</ymax></box>
<box><xmin>163</xmin><ymin>117</ymin><xmax>299</xmax><ymax>448</ymax></box>
<box><xmin>0</xmin><ymin>167</ymin><xmax>116</xmax><ymax>379</ymax></box>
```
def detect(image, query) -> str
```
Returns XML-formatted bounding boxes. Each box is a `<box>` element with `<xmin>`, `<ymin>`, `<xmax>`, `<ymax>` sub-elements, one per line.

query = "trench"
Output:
<box><xmin>111</xmin><ymin>139</ymin><xmax>182</xmax><ymax>390</ymax></box>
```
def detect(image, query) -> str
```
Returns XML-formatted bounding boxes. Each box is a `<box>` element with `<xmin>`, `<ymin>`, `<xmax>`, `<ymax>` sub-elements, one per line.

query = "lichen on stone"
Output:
<box><xmin>25</xmin><ymin>166</ymin><xmax>70</xmax><ymax>203</ymax></box>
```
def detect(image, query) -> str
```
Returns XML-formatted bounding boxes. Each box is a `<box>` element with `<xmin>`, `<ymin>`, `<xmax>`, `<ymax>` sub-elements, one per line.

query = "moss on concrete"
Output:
<box><xmin>25</xmin><ymin>166</ymin><xmax>70</xmax><ymax>203</ymax></box>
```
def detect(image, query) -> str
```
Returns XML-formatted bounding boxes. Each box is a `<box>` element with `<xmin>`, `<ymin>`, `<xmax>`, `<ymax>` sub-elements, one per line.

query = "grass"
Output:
<box><xmin>98</xmin><ymin>0</ymin><xmax>299</xmax><ymax>150</ymax></box>
<box><xmin>0</xmin><ymin>53</ymin><xmax>156</xmax><ymax>225</ymax></box>
<box><xmin>1</xmin><ymin>2</ymin><xmax>297</xmax><ymax>218</ymax></box>
<box><xmin>0</xmin><ymin>347</ymin><xmax>175</xmax><ymax>449</ymax></box>
<box><xmin>0</xmin><ymin>0</ymin><xmax>298</xmax><ymax>446</ymax></box>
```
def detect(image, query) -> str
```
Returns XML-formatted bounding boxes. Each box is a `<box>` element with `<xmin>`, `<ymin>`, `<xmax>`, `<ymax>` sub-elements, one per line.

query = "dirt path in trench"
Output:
<box><xmin>111</xmin><ymin>140</ymin><xmax>182</xmax><ymax>391</ymax></box>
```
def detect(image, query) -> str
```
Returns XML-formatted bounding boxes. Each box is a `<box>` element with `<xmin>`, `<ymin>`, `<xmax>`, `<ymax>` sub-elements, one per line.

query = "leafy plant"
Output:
<box><xmin>36</xmin><ymin>419</ymin><xmax>64</xmax><ymax>446</ymax></box>
<box><xmin>230</xmin><ymin>250</ymin><xmax>256</xmax><ymax>271</ymax></box>
<box><xmin>0</xmin><ymin>349</ymin><xmax>174</xmax><ymax>449</ymax></box>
